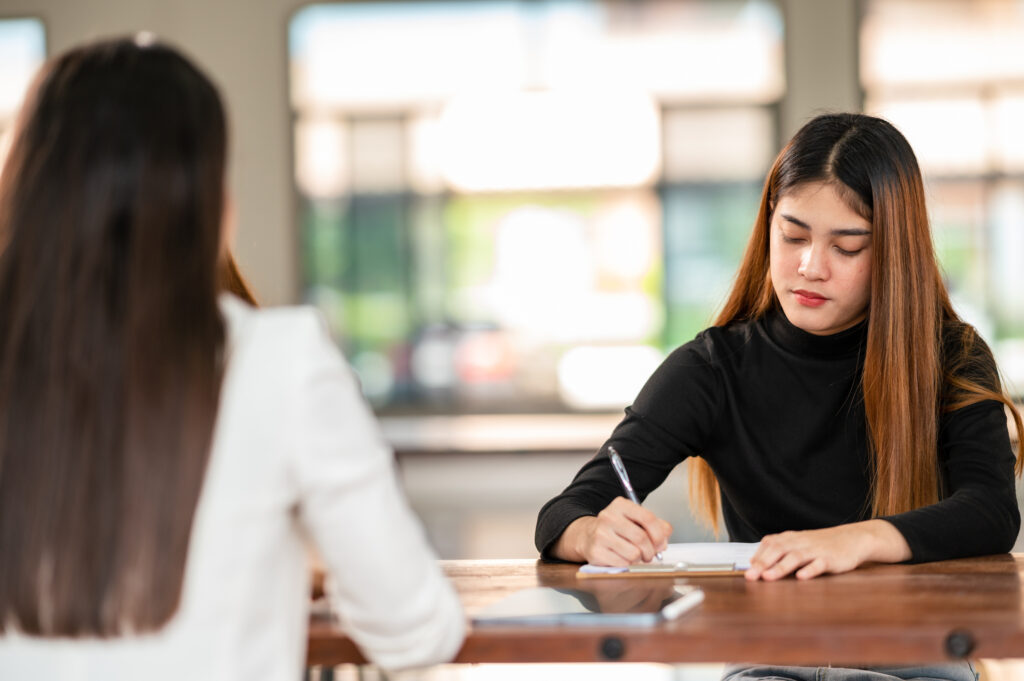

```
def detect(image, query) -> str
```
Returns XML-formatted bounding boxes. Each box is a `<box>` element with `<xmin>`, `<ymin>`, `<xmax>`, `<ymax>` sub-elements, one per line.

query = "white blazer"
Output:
<box><xmin>0</xmin><ymin>295</ymin><xmax>465</xmax><ymax>679</ymax></box>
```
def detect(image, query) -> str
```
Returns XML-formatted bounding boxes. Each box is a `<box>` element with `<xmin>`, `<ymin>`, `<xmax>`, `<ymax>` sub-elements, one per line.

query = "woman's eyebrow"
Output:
<box><xmin>781</xmin><ymin>213</ymin><xmax>871</xmax><ymax>237</ymax></box>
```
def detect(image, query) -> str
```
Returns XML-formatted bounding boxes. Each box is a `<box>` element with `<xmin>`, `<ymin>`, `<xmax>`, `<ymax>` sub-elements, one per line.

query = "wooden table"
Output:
<box><xmin>307</xmin><ymin>554</ymin><xmax>1024</xmax><ymax>667</ymax></box>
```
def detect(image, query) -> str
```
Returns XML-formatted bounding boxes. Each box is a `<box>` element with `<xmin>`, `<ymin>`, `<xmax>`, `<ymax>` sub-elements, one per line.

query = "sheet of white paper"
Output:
<box><xmin>580</xmin><ymin>542</ymin><xmax>760</xmax><ymax>574</ymax></box>
<box><xmin>660</xmin><ymin>542</ymin><xmax>759</xmax><ymax>569</ymax></box>
<box><xmin>578</xmin><ymin>564</ymin><xmax>628</xmax><ymax>574</ymax></box>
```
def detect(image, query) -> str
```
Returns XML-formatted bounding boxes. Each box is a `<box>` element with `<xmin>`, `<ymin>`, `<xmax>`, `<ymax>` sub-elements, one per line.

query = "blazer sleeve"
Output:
<box><xmin>285</xmin><ymin>311</ymin><xmax>465</xmax><ymax>670</ymax></box>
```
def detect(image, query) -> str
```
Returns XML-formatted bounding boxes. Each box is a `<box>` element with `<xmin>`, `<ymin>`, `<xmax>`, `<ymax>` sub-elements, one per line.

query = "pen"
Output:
<box><xmin>607</xmin><ymin>445</ymin><xmax>664</xmax><ymax>562</ymax></box>
<box><xmin>660</xmin><ymin>586</ymin><xmax>705</xmax><ymax>621</ymax></box>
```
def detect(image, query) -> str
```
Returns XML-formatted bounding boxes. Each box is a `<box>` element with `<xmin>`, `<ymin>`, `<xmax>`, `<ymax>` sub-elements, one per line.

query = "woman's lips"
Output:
<box><xmin>793</xmin><ymin>289</ymin><xmax>828</xmax><ymax>307</ymax></box>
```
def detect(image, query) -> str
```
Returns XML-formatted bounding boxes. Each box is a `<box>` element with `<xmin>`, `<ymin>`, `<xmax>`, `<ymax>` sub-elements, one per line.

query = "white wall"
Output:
<box><xmin>0</xmin><ymin>0</ymin><xmax>861</xmax><ymax>307</ymax></box>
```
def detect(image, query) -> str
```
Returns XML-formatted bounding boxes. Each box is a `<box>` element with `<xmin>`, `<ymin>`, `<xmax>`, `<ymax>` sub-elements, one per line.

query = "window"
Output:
<box><xmin>862</xmin><ymin>0</ymin><xmax>1024</xmax><ymax>396</ymax></box>
<box><xmin>290</xmin><ymin>0</ymin><xmax>784</xmax><ymax>412</ymax></box>
<box><xmin>0</xmin><ymin>18</ymin><xmax>45</xmax><ymax>169</ymax></box>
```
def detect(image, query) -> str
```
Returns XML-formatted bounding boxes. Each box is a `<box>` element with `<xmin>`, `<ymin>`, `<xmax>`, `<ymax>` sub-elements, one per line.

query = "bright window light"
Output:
<box><xmin>295</xmin><ymin>117</ymin><xmax>349</xmax><ymax>198</ymax></box>
<box><xmin>862</xmin><ymin>0</ymin><xmax>1024</xmax><ymax>89</ymax></box>
<box><xmin>290</xmin><ymin>3</ymin><xmax>528</xmax><ymax>111</ymax></box>
<box><xmin>866</xmin><ymin>97</ymin><xmax>988</xmax><ymax>176</ymax></box>
<box><xmin>437</xmin><ymin>89</ymin><xmax>661</xmax><ymax>192</ymax></box>
<box><xmin>993</xmin><ymin>94</ymin><xmax>1024</xmax><ymax>172</ymax></box>
<box><xmin>663</xmin><ymin>108</ymin><xmax>775</xmax><ymax>182</ymax></box>
<box><xmin>557</xmin><ymin>346</ymin><xmax>664</xmax><ymax>410</ymax></box>
<box><xmin>291</xmin><ymin>2</ymin><xmax>783</xmax><ymax>110</ymax></box>
<box><xmin>0</xmin><ymin>19</ymin><xmax>45</xmax><ymax>120</ymax></box>
<box><xmin>0</xmin><ymin>18</ymin><xmax>45</xmax><ymax>174</ymax></box>
<box><xmin>540</xmin><ymin>1</ymin><xmax>783</xmax><ymax>101</ymax></box>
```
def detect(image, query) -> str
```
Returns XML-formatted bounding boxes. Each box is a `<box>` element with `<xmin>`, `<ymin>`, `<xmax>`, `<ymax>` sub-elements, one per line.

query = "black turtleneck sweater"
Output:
<box><xmin>535</xmin><ymin>309</ymin><xmax>1020</xmax><ymax>564</ymax></box>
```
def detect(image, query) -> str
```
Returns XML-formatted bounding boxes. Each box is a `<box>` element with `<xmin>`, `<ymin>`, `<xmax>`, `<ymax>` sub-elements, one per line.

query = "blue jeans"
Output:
<box><xmin>721</xmin><ymin>663</ymin><xmax>978</xmax><ymax>681</ymax></box>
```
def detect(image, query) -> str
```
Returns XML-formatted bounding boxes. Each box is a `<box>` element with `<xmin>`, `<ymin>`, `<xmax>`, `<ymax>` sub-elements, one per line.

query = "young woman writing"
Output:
<box><xmin>0</xmin><ymin>37</ymin><xmax>463</xmax><ymax>677</ymax></box>
<box><xmin>535</xmin><ymin>112</ymin><xmax>1022</xmax><ymax>680</ymax></box>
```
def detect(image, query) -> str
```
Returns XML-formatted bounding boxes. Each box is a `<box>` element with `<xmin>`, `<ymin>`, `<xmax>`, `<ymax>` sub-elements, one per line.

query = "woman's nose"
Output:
<box><xmin>798</xmin><ymin>245</ymin><xmax>828</xmax><ymax>280</ymax></box>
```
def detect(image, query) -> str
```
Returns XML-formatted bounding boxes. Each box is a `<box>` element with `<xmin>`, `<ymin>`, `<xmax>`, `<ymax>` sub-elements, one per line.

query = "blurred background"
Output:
<box><xmin>1</xmin><ymin>0</ymin><xmax>1022</xmax><ymax>564</ymax></box>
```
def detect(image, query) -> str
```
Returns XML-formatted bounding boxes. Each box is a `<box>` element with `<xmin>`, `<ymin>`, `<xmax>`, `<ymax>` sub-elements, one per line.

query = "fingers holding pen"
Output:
<box><xmin>615</xmin><ymin>497</ymin><xmax>672</xmax><ymax>557</ymax></box>
<box><xmin>591</xmin><ymin>497</ymin><xmax>672</xmax><ymax>565</ymax></box>
<box><xmin>604</xmin><ymin>445</ymin><xmax>671</xmax><ymax>561</ymax></box>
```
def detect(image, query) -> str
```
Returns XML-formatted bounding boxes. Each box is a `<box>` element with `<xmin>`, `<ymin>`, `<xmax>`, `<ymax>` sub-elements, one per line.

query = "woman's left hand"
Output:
<box><xmin>745</xmin><ymin>519</ymin><xmax>911</xmax><ymax>581</ymax></box>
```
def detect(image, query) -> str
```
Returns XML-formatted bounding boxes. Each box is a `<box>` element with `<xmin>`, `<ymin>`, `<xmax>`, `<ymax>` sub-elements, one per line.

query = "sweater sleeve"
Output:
<box><xmin>883</xmin><ymin>399</ymin><xmax>1019</xmax><ymax>563</ymax></box>
<box><xmin>534</xmin><ymin>337</ymin><xmax>723</xmax><ymax>559</ymax></box>
<box><xmin>288</xmin><ymin>311</ymin><xmax>465</xmax><ymax>670</ymax></box>
<box><xmin>882</xmin><ymin>331</ymin><xmax>1020</xmax><ymax>563</ymax></box>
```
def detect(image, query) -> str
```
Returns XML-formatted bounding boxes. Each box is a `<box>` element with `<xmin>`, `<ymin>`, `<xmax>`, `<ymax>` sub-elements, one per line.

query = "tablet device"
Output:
<box><xmin>472</xmin><ymin>583</ymin><xmax>703</xmax><ymax>627</ymax></box>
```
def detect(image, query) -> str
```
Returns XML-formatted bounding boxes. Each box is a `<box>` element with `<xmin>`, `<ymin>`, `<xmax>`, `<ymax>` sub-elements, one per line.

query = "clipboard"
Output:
<box><xmin>575</xmin><ymin>541</ymin><xmax>758</xmax><ymax>578</ymax></box>
<box><xmin>577</xmin><ymin>561</ymin><xmax>745</xmax><ymax>578</ymax></box>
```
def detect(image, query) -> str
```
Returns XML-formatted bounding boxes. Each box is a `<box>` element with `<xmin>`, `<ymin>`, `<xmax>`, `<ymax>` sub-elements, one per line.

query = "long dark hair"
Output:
<box><xmin>689</xmin><ymin>112</ymin><xmax>1023</xmax><ymax>532</ymax></box>
<box><xmin>0</xmin><ymin>36</ymin><xmax>227</xmax><ymax>635</ymax></box>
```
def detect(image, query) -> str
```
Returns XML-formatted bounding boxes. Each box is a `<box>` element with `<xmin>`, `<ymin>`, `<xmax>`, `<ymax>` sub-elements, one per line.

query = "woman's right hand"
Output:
<box><xmin>551</xmin><ymin>497</ymin><xmax>672</xmax><ymax>565</ymax></box>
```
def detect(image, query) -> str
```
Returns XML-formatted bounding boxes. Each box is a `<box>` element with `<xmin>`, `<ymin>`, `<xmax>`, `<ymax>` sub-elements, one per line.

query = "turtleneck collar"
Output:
<box><xmin>760</xmin><ymin>305</ymin><xmax>867</xmax><ymax>359</ymax></box>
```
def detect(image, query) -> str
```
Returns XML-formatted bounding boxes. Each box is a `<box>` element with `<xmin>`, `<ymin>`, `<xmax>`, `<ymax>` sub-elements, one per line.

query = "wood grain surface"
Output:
<box><xmin>307</xmin><ymin>554</ymin><xmax>1024</xmax><ymax>666</ymax></box>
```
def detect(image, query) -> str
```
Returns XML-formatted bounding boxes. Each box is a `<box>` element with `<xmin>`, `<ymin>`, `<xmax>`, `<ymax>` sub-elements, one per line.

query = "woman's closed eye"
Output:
<box><xmin>833</xmin><ymin>237</ymin><xmax>870</xmax><ymax>257</ymax></box>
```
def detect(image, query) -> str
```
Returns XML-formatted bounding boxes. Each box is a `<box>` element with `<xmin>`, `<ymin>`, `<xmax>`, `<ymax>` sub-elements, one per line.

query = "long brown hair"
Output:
<box><xmin>220</xmin><ymin>252</ymin><xmax>258</xmax><ymax>305</ymax></box>
<box><xmin>0</xmin><ymin>37</ymin><xmax>227</xmax><ymax>635</ymax></box>
<box><xmin>689</xmin><ymin>113</ymin><xmax>1024</xmax><ymax>533</ymax></box>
